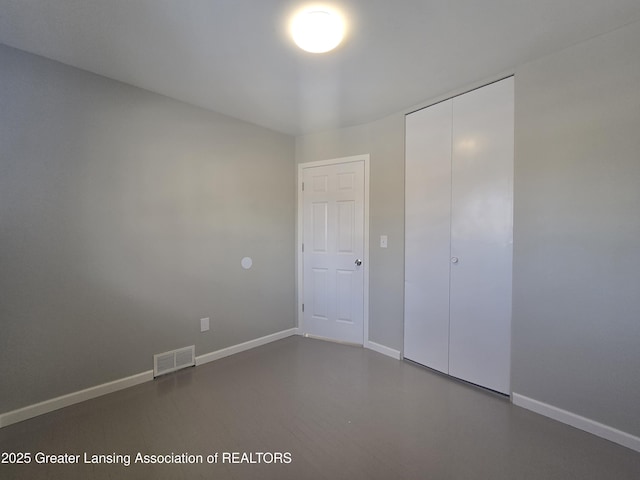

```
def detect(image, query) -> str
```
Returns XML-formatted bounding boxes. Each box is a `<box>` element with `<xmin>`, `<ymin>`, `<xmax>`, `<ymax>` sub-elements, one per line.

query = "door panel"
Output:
<box><xmin>303</xmin><ymin>161</ymin><xmax>364</xmax><ymax>344</ymax></box>
<box><xmin>403</xmin><ymin>99</ymin><xmax>453</xmax><ymax>374</ymax></box>
<box><xmin>311</xmin><ymin>268</ymin><xmax>329</xmax><ymax>320</ymax></box>
<box><xmin>337</xmin><ymin>201</ymin><xmax>355</xmax><ymax>252</ymax></box>
<box><xmin>449</xmin><ymin>78</ymin><xmax>513</xmax><ymax>394</ymax></box>
<box><xmin>312</xmin><ymin>203</ymin><xmax>328</xmax><ymax>252</ymax></box>
<box><xmin>336</xmin><ymin>269</ymin><xmax>354</xmax><ymax>322</ymax></box>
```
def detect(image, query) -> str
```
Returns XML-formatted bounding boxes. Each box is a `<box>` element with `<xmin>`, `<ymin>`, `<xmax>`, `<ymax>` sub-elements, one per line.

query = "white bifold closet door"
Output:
<box><xmin>404</xmin><ymin>99</ymin><xmax>452</xmax><ymax>374</ymax></box>
<box><xmin>404</xmin><ymin>78</ymin><xmax>513</xmax><ymax>395</ymax></box>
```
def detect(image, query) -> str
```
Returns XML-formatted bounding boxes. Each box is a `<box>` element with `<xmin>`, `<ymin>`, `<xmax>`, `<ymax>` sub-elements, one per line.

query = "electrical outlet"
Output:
<box><xmin>200</xmin><ymin>317</ymin><xmax>210</xmax><ymax>332</ymax></box>
<box><xmin>380</xmin><ymin>235</ymin><xmax>388</xmax><ymax>248</ymax></box>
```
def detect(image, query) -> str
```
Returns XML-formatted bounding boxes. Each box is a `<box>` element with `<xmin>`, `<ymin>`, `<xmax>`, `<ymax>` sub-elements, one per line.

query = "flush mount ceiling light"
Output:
<box><xmin>291</xmin><ymin>7</ymin><xmax>344</xmax><ymax>53</ymax></box>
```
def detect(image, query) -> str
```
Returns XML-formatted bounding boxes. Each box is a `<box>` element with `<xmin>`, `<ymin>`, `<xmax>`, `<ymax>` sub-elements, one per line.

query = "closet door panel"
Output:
<box><xmin>449</xmin><ymin>78</ymin><xmax>514</xmax><ymax>394</ymax></box>
<box><xmin>403</xmin><ymin>100</ymin><xmax>452</xmax><ymax>373</ymax></box>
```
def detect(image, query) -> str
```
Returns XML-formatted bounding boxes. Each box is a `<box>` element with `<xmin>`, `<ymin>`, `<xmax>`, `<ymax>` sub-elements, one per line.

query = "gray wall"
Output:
<box><xmin>0</xmin><ymin>44</ymin><xmax>295</xmax><ymax>413</ymax></box>
<box><xmin>512</xmin><ymin>21</ymin><xmax>640</xmax><ymax>436</ymax></box>
<box><xmin>295</xmin><ymin>113</ymin><xmax>406</xmax><ymax>350</ymax></box>
<box><xmin>297</xmin><ymin>20</ymin><xmax>640</xmax><ymax>438</ymax></box>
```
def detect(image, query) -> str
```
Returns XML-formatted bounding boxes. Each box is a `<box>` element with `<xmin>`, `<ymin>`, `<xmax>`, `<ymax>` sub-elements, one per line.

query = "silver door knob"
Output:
<box><xmin>355</xmin><ymin>259</ymin><xmax>362</xmax><ymax>266</ymax></box>
<box><xmin>451</xmin><ymin>257</ymin><xmax>459</xmax><ymax>263</ymax></box>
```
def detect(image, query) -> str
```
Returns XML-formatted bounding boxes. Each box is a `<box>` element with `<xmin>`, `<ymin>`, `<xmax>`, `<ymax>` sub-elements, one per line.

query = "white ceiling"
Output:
<box><xmin>2</xmin><ymin>0</ymin><xmax>640</xmax><ymax>135</ymax></box>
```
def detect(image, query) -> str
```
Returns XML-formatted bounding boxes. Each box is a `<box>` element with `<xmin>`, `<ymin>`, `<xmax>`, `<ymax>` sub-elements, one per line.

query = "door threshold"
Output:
<box><xmin>302</xmin><ymin>333</ymin><xmax>363</xmax><ymax>347</ymax></box>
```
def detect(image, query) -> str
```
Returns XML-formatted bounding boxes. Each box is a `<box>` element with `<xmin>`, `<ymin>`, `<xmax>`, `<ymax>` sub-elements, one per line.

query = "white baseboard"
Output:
<box><xmin>0</xmin><ymin>370</ymin><xmax>153</xmax><ymax>428</ymax></box>
<box><xmin>0</xmin><ymin>327</ymin><xmax>299</xmax><ymax>429</ymax></box>
<box><xmin>366</xmin><ymin>340</ymin><xmax>401</xmax><ymax>360</ymax></box>
<box><xmin>512</xmin><ymin>393</ymin><xmax>640</xmax><ymax>453</ymax></box>
<box><xmin>195</xmin><ymin>328</ymin><xmax>299</xmax><ymax>366</ymax></box>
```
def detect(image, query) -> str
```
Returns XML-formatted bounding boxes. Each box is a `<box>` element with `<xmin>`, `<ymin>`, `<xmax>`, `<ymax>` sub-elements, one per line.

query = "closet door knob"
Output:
<box><xmin>355</xmin><ymin>259</ymin><xmax>362</xmax><ymax>266</ymax></box>
<box><xmin>451</xmin><ymin>257</ymin><xmax>459</xmax><ymax>264</ymax></box>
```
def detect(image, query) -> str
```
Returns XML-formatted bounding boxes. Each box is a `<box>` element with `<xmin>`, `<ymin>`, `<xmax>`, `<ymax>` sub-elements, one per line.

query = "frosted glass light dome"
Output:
<box><xmin>291</xmin><ymin>8</ymin><xmax>344</xmax><ymax>53</ymax></box>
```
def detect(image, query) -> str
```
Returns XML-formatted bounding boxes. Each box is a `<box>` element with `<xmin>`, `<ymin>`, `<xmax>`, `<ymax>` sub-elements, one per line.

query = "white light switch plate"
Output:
<box><xmin>200</xmin><ymin>317</ymin><xmax>210</xmax><ymax>332</ymax></box>
<box><xmin>380</xmin><ymin>235</ymin><xmax>388</xmax><ymax>248</ymax></box>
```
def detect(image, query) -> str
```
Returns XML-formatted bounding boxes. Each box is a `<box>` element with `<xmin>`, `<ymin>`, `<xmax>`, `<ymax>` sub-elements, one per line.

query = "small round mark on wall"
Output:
<box><xmin>241</xmin><ymin>257</ymin><xmax>253</xmax><ymax>270</ymax></box>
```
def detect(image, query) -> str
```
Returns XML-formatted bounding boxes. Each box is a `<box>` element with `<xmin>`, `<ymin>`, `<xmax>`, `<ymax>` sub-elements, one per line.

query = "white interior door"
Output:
<box><xmin>448</xmin><ymin>78</ymin><xmax>513</xmax><ymax>394</ymax></box>
<box><xmin>302</xmin><ymin>160</ymin><xmax>365</xmax><ymax>344</ymax></box>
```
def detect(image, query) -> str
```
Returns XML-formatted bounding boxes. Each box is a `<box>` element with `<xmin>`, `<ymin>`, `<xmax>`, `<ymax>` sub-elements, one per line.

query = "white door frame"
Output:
<box><xmin>297</xmin><ymin>154</ymin><xmax>370</xmax><ymax>347</ymax></box>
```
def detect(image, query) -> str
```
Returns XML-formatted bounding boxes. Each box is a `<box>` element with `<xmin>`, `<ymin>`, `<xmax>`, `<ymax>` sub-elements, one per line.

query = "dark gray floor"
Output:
<box><xmin>1</xmin><ymin>336</ymin><xmax>639</xmax><ymax>479</ymax></box>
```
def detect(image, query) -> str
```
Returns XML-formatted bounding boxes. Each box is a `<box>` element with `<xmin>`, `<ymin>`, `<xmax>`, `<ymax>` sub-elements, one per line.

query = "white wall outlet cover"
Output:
<box><xmin>380</xmin><ymin>235</ymin><xmax>388</xmax><ymax>248</ymax></box>
<box><xmin>241</xmin><ymin>257</ymin><xmax>253</xmax><ymax>269</ymax></box>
